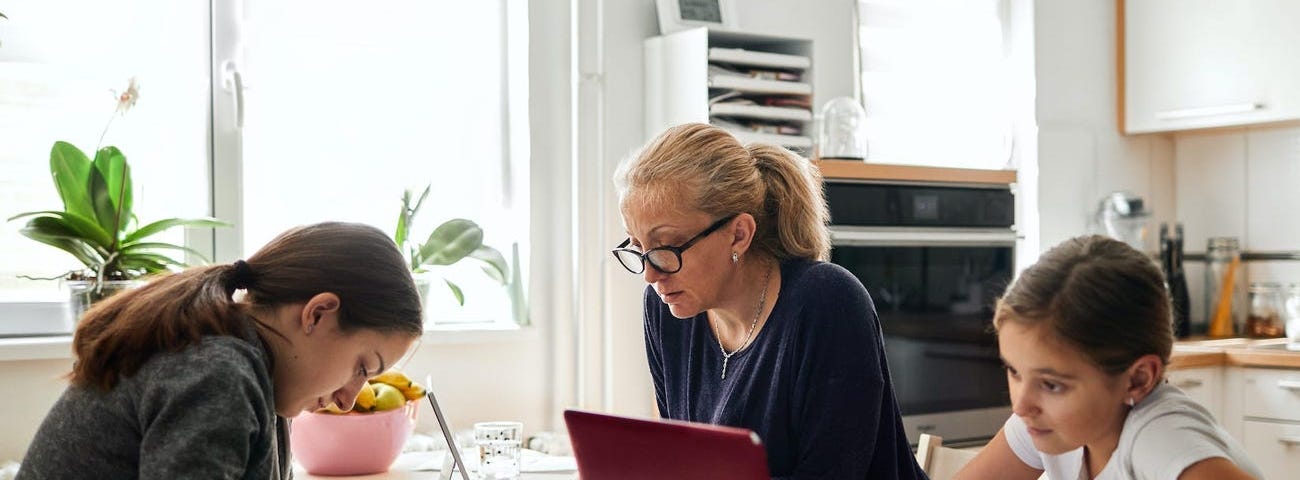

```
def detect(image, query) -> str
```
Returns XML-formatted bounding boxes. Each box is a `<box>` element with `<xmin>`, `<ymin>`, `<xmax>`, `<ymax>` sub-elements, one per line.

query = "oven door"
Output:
<box><xmin>831</xmin><ymin>226</ymin><xmax>1016</xmax><ymax>446</ymax></box>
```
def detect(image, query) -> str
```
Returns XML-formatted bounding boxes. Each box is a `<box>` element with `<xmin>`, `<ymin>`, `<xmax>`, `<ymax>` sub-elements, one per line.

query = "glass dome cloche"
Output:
<box><xmin>818</xmin><ymin>96</ymin><xmax>868</xmax><ymax>161</ymax></box>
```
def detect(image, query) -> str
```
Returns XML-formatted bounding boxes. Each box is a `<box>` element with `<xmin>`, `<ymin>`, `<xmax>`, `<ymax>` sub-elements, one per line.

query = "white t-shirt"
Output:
<box><xmin>1003</xmin><ymin>383</ymin><xmax>1262</xmax><ymax>480</ymax></box>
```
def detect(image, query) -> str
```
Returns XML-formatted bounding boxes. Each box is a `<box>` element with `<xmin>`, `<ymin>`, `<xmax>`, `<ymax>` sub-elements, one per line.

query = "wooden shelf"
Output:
<box><xmin>815</xmin><ymin>159</ymin><xmax>1018</xmax><ymax>185</ymax></box>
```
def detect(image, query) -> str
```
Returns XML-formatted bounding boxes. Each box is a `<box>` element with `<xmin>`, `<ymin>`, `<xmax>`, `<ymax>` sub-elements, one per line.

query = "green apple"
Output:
<box><xmin>372</xmin><ymin>382</ymin><xmax>406</xmax><ymax>411</ymax></box>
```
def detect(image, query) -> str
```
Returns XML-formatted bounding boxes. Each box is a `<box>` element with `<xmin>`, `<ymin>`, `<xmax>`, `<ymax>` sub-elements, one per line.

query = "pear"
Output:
<box><xmin>372</xmin><ymin>382</ymin><xmax>406</xmax><ymax>412</ymax></box>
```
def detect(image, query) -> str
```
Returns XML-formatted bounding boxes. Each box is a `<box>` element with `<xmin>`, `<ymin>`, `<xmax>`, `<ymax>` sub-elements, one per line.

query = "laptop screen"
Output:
<box><xmin>564</xmin><ymin>409</ymin><xmax>770</xmax><ymax>480</ymax></box>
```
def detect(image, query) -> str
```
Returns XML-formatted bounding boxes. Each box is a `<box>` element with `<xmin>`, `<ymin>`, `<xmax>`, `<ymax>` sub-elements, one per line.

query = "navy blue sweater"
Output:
<box><xmin>645</xmin><ymin>259</ymin><xmax>927</xmax><ymax>479</ymax></box>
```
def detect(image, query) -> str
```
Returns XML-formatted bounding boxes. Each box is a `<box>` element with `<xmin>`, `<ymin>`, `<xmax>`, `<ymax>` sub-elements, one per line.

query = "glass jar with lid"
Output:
<box><xmin>1246</xmin><ymin>282</ymin><xmax>1285</xmax><ymax>338</ymax></box>
<box><xmin>817</xmin><ymin>97</ymin><xmax>868</xmax><ymax>161</ymax></box>
<box><xmin>1204</xmin><ymin>237</ymin><xmax>1245</xmax><ymax>337</ymax></box>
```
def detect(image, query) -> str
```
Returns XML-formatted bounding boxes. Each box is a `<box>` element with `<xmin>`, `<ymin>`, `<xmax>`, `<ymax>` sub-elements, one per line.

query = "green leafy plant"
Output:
<box><xmin>7</xmin><ymin>79</ymin><xmax>227</xmax><ymax>290</ymax></box>
<box><xmin>395</xmin><ymin>185</ymin><xmax>508</xmax><ymax>305</ymax></box>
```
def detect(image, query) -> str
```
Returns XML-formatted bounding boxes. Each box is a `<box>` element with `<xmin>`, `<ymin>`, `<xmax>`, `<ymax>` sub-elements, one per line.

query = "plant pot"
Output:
<box><xmin>67</xmin><ymin>279</ymin><xmax>141</xmax><ymax>324</ymax></box>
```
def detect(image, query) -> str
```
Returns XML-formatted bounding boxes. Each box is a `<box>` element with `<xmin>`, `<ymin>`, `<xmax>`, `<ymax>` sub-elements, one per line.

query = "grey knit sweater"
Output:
<box><xmin>17</xmin><ymin>326</ymin><xmax>290</xmax><ymax>479</ymax></box>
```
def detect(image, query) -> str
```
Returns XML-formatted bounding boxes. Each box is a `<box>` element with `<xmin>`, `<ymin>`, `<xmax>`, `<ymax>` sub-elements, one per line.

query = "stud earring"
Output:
<box><xmin>1126</xmin><ymin>397</ymin><xmax>1135</xmax><ymax>407</ymax></box>
<box><xmin>731</xmin><ymin>252</ymin><xmax>739</xmax><ymax>264</ymax></box>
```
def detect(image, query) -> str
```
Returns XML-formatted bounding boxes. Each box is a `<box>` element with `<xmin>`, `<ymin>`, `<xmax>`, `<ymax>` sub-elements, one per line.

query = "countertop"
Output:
<box><xmin>815</xmin><ymin>159</ymin><xmax>1018</xmax><ymax>185</ymax></box>
<box><xmin>1170</xmin><ymin>337</ymin><xmax>1300</xmax><ymax>369</ymax></box>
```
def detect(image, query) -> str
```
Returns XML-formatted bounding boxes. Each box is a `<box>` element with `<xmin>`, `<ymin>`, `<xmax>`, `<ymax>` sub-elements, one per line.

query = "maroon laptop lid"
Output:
<box><xmin>564</xmin><ymin>409</ymin><xmax>770</xmax><ymax>480</ymax></box>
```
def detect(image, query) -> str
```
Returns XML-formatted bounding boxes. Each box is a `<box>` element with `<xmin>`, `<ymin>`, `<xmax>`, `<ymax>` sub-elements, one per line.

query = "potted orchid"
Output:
<box><xmin>7</xmin><ymin>78</ymin><xmax>228</xmax><ymax>317</ymax></box>
<box><xmin>394</xmin><ymin>185</ymin><xmax>509</xmax><ymax>306</ymax></box>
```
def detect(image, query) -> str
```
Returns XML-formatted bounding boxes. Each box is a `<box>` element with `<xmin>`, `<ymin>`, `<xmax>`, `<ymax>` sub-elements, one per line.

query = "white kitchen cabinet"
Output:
<box><xmin>1225</xmin><ymin>367</ymin><xmax>1300</xmax><ymax>478</ymax></box>
<box><xmin>1122</xmin><ymin>0</ymin><xmax>1300</xmax><ymax>133</ymax></box>
<box><xmin>644</xmin><ymin>28</ymin><xmax>814</xmax><ymax>155</ymax></box>
<box><xmin>1166</xmin><ymin>366</ymin><xmax>1223</xmax><ymax>422</ymax></box>
<box><xmin>1241</xmin><ymin>420</ymin><xmax>1300</xmax><ymax>479</ymax></box>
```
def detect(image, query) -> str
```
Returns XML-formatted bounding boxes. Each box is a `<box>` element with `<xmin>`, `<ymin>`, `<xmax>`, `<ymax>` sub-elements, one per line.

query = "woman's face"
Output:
<box><xmin>271</xmin><ymin>300</ymin><xmax>417</xmax><ymax>417</ymax></box>
<box><xmin>621</xmin><ymin>199</ymin><xmax>737</xmax><ymax>319</ymax></box>
<box><xmin>998</xmin><ymin>321</ymin><xmax>1130</xmax><ymax>455</ymax></box>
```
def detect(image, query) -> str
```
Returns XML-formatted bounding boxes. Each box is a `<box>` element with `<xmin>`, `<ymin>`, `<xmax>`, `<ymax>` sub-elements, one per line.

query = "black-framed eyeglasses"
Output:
<box><xmin>611</xmin><ymin>214</ymin><xmax>739</xmax><ymax>274</ymax></box>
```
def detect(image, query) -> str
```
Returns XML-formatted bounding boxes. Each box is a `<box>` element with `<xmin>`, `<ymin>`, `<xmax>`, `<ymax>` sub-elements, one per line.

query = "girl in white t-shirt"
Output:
<box><xmin>955</xmin><ymin>235</ymin><xmax>1262</xmax><ymax>480</ymax></box>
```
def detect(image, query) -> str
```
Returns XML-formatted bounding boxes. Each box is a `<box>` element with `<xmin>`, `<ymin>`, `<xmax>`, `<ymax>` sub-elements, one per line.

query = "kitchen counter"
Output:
<box><xmin>815</xmin><ymin>159</ymin><xmax>1018</xmax><ymax>185</ymax></box>
<box><xmin>1170</xmin><ymin>337</ymin><xmax>1300</xmax><ymax>369</ymax></box>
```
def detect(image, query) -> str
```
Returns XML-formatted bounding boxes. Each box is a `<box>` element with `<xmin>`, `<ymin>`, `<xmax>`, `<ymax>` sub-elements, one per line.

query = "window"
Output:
<box><xmin>1</xmin><ymin>0</ymin><xmax>529</xmax><ymax>334</ymax></box>
<box><xmin>857</xmin><ymin>0</ymin><xmax>1015</xmax><ymax>169</ymax></box>
<box><xmin>227</xmin><ymin>0</ymin><xmax>529</xmax><ymax>325</ymax></box>
<box><xmin>0</xmin><ymin>0</ymin><xmax>210</xmax><ymax>303</ymax></box>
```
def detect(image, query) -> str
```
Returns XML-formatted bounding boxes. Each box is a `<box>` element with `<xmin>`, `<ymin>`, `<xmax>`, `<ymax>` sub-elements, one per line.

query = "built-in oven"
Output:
<box><xmin>825</xmin><ymin>180</ymin><xmax>1016</xmax><ymax>447</ymax></box>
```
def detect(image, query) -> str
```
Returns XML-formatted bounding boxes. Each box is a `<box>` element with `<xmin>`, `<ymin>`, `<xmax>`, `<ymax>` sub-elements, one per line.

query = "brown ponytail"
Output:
<box><xmin>71</xmin><ymin>222</ymin><xmax>424</xmax><ymax>391</ymax></box>
<box><xmin>615</xmin><ymin>123</ymin><xmax>830</xmax><ymax>261</ymax></box>
<box><xmin>993</xmin><ymin>235</ymin><xmax>1174</xmax><ymax>374</ymax></box>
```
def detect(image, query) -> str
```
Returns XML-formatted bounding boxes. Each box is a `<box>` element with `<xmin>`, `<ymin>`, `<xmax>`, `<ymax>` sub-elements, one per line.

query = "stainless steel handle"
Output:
<box><xmin>830</xmin><ymin>227</ymin><xmax>1018</xmax><ymax>247</ymax></box>
<box><xmin>1155</xmin><ymin>103</ymin><xmax>1263</xmax><ymax>120</ymax></box>
<box><xmin>1174</xmin><ymin>379</ymin><xmax>1203</xmax><ymax>389</ymax></box>
<box><xmin>1278</xmin><ymin>436</ymin><xmax>1300</xmax><ymax>446</ymax></box>
<box><xmin>1277</xmin><ymin>379</ymin><xmax>1300</xmax><ymax>391</ymax></box>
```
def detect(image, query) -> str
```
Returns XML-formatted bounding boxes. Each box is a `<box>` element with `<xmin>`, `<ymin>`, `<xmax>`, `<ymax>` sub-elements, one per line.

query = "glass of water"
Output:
<box><xmin>474</xmin><ymin>421</ymin><xmax>523</xmax><ymax>479</ymax></box>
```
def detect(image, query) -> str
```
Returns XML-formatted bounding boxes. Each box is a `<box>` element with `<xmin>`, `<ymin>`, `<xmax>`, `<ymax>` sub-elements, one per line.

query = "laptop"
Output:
<box><xmin>564</xmin><ymin>409</ymin><xmax>770</xmax><ymax>480</ymax></box>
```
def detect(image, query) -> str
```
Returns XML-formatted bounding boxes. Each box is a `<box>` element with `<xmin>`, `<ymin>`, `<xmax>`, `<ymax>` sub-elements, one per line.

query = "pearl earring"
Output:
<box><xmin>1126</xmin><ymin>397</ymin><xmax>1135</xmax><ymax>407</ymax></box>
<box><xmin>731</xmin><ymin>252</ymin><xmax>739</xmax><ymax>264</ymax></box>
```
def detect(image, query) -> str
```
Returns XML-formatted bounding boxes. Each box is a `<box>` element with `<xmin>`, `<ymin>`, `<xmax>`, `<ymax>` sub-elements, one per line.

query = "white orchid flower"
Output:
<box><xmin>112</xmin><ymin>77</ymin><xmax>140</xmax><ymax>115</ymax></box>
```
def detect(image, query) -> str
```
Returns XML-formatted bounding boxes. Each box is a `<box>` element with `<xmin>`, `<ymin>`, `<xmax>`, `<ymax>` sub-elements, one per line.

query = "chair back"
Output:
<box><xmin>915</xmin><ymin>434</ymin><xmax>980</xmax><ymax>480</ymax></box>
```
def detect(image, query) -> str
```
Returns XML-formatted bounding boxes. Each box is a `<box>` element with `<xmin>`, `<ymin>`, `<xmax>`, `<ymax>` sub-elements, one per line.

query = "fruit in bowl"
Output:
<box><xmin>290</xmin><ymin>371</ymin><xmax>427</xmax><ymax>475</ymax></box>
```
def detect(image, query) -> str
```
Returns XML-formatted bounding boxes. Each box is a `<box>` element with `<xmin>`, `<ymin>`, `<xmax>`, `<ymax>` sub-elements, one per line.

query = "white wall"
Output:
<box><xmin>1033</xmin><ymin>0</ymin><xmax>1176</xmax><ymax>255</ymax></box>
<box><xmin>1174</xmin><ymin>125</ymin><xmax>1300</xmax><ymax>323</ymax></box>
<box><xmin>0</xmin><ymin>358</ymin><xmax>72</xmax><ymax>461</ymax></box>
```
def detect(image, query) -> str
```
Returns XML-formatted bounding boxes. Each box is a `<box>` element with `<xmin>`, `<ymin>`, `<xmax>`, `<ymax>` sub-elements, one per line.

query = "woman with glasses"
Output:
<box><xmin>613</xmin><ymin>123</ymin><xmax>925</xmax><ymax>479</ymax></box>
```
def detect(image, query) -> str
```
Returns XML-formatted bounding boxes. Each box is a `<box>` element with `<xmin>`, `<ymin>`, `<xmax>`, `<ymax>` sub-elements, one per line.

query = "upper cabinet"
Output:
<box><xmin>1121</xmin><ymin>0</ymin><xmax>1300</xmax><ymax>134</ymax></box>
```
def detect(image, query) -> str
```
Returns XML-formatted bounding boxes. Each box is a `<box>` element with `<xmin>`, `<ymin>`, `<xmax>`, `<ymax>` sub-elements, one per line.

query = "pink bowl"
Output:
<box><xmin>290</xmin><ymin>401</ymin><xmax>418</xmax><ymax>475</ymax></box>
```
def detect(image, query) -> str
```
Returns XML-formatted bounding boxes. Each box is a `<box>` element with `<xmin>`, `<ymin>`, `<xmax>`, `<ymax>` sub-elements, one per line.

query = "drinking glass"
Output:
<box><xmin>473</xmin><ymin>421</ymin><xmax>522</xmax><ymax>479</ymax></box>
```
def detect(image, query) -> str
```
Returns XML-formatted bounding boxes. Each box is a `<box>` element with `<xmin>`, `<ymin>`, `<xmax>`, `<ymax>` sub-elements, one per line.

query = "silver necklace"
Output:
<box><xmin>710</xmin><ymin>266</ymin><xmax>772</xmax><ymax>380</ymax></box>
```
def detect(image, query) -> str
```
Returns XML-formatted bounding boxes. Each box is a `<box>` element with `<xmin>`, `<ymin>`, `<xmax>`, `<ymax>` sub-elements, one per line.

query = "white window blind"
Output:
<box><xmin>857</xmin><ymin>0</ymin><xmax>1014</xmax><ymax>169</ymax></box>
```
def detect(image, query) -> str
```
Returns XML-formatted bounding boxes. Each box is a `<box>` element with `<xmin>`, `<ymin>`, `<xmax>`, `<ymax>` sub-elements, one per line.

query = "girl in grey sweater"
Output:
<box><xmin>17</xmin><ymin>222</ymin><xmax>425</xmax><ymax>479</ymax></box>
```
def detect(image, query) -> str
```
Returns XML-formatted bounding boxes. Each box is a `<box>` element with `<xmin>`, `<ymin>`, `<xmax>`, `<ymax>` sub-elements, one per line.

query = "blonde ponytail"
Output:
<box><xmin>616</xmin><ymin>123</ymin><xmax>830</xmax><ymax>261</ymax></box>
<box><xmin>747</xmin><ymin>143</ymin><xmax>830</xmax><ymax>261</ymax></box>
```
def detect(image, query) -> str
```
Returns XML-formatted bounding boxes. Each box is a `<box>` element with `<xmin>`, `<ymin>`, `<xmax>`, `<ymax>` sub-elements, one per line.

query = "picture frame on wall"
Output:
<box><xmin>655</xmin><ymin>0</ymin><xmax>738</xmax><ymax>35</ymax></box>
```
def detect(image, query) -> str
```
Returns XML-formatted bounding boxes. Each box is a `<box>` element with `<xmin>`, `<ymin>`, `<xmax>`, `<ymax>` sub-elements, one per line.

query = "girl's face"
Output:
<box><xmin>620</xmin><ymin>199</ymin><xmax>737</xmax><ymax>319</ymax></box>
<box><xmin>998</xmin><ymin>321</ymin><xmax>1131</xmax><ymax>455</ymax></box>
<box><xmin>271</xmin><ymin>299</ymin><xmax>417</xmax><ymax>417</ymax></box>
